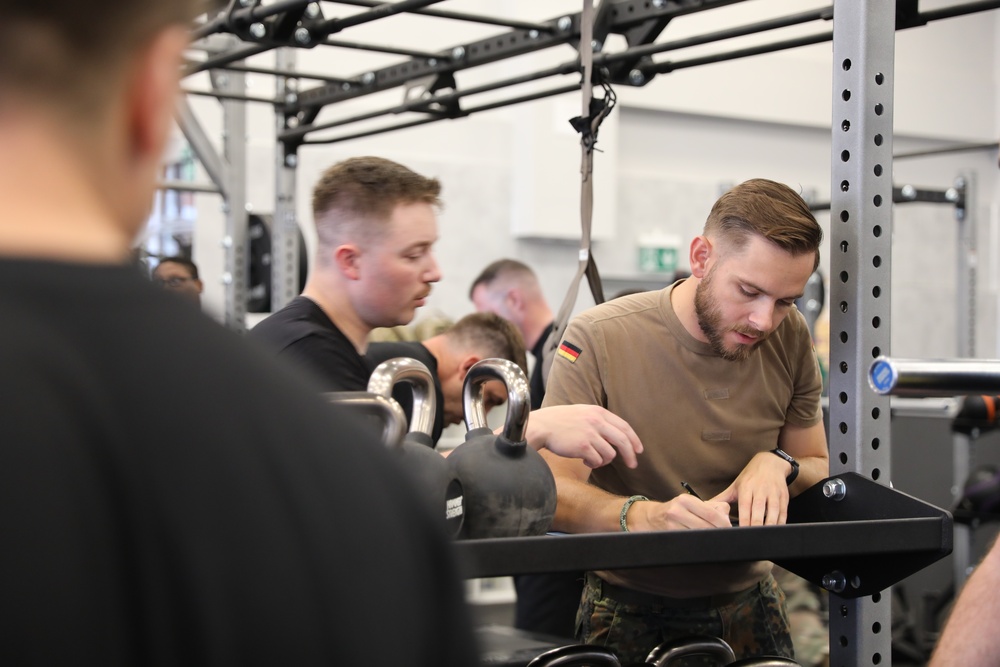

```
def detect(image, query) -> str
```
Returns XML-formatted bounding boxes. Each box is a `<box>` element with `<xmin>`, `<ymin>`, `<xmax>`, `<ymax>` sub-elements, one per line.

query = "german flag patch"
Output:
<box><xmin>557</xmin><ymin>341</ymin><xmax>582</xmax><ymax>363</ymax></box>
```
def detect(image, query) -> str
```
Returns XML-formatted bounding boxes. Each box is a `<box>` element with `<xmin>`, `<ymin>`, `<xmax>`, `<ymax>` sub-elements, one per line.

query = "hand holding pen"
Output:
<box><xmin>680</xmin><ymin>481</ymin><xmax>702</xmax><ymax>499</ymax></box>
<box><xmin>681</xmin><ymin>481</ymin><xmax>737</xmax><ymax>527</ymax></box>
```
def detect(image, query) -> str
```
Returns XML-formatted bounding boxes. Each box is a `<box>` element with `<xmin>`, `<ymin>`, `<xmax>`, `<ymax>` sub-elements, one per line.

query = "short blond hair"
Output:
<box><xmin>312</xmin><ymin>157</ymin><xmax>441</xmax><ymax>252</ymax></box>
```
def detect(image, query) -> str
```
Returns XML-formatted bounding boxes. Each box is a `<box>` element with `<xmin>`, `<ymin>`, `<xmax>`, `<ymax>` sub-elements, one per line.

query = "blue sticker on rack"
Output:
<box><xmin>869</xmin><ymin>358</ymin><xmax>896</xmax><ymax>394</ymax></box>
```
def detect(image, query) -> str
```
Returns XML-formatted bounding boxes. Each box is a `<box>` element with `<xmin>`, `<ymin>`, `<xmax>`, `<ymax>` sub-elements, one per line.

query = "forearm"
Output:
<box><xmin>550</xmin><ymin>474</ymin><xmax>627</xmax><ymax>534</ymax></box>
<box><xmin>778</xmin><ymin>420</ymin><xmax>829</xmax><ymax>498</ymax></box>
<box><xmin>930</xmin><ymin>537</ymin><xmax>1000</xmax><ymax>665</ymax></box>
<box><xmin>790</xmin><ymin>453</ymin><xmax>829</xmax><ymax>496</ymax></box>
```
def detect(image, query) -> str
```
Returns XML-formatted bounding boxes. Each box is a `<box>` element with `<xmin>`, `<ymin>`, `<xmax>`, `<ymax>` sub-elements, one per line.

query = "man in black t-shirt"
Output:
<box><xmin>250</xmin><ymin>293</ymin><xmax>374</xmax><ymax>392</ymax></box>
<box><xmin>251</xmin><ymin>156</ymin><xmax>442</xmax><ymax>392</ymax></box>
<box><xmin>0</xmin><ymin>3</ymin><xmax>477</xmax><ymax>665</ymax></box>
<box><xmin>253</xmin><ymin>159</ymin><xmax>645</xmax><ymax>469</ymax></box>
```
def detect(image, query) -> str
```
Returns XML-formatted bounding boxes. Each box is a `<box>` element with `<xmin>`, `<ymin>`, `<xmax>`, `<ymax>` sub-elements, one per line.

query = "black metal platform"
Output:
<box><xmin>455</xmin><ymin>473</ymin><xmax>953</xmax><ymax>599</ymax></box>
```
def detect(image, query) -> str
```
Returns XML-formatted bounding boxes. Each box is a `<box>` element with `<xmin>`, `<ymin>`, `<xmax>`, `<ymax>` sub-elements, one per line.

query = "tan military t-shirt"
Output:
<box><xmin>543</xmin><ymin>282</ymin><xmax>823</xmax><ymax>597</ymax></box>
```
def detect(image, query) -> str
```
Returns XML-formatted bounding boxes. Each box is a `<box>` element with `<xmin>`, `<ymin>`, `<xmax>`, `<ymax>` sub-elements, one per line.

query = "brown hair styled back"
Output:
<box><xmin>0</xmin><ymin>0</ymin><xmax>201</xmax><ymax>117</ymax></box>
<box><xmin>312</xmin><ymin>156</ymin><xmax>442</xmax><ymax>253</ymax></box>
<box><xmin>445</xmin><ymin>312</ymin><xmax>528</xmax><ymax>377</ymax></box>
<box><xmin>704</xmin><ymin>179</ymin><xmax>823</xmax><ymax>270</ymax></box>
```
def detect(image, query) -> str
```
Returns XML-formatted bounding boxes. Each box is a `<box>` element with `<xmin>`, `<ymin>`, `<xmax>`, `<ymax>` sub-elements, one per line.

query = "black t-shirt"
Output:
<box><xmin>0</xmin><ymin>259</ymin><xmax>478</xmax><ymax>666</ymax></box>
<box><xmin>366</xmin><ymin>341</ymin><xmax>446</xmax><ymax>445</ymax></box>
<box><xmin>530</xmin><ymin>322</ymin><xmax>555</xmax><ymax>410</ymax></box>
<box><xmin>248</xmin><ymin>295</ymin><xmax>370</xmax><ymax>391</ymax></box>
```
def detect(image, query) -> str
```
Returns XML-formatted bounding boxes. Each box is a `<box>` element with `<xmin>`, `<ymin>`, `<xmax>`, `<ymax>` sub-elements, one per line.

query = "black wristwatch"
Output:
<box><xmin>771</xmin><ymin>448</ymin><xmax>799</xmax><ymax>485</ymax></box>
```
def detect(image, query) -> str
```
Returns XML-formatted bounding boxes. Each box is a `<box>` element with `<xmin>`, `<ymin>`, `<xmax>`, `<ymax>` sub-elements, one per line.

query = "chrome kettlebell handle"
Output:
<box><xmin>462</xmin><ymin>358</ymin><xmax>530</xmax><ymax>444</ymax></box>
<box><xmin>526</xmin><ymin>644</ymin><xmax>621</xmax><ymax>666</ymax></box>
<box><xmin>645</xmin><ymin>635</ymin><xmax>736</xmax><ymax>667</ymax></box>
<box><xmin>325</xmin><ymin>391</ymin><xmax>407</xmax><ymax>448</ymax></box>
<box><xmin>367</xmin><ymin>357</ymin><xmax>436</xmax><ymax>437</ymax></box>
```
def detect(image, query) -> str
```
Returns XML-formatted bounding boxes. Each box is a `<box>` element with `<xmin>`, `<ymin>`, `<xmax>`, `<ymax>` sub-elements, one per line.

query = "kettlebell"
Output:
<box><xmin>527</xmin><ymin>644</ymin><xmax>622</xmax><ymax>666</ymax></box>
<box><xmin>447</xmin><ymin>358</ymin><xmax>557</xmax><ymax>539</ymax></box>
<box><xmin>643</xmin><ymin>635</ymin><xmax>736</xmax><ymax>666</ymax></box>
<box><xmin>324</xmin><ymin>391</ymin><xmax>408</xmax><ymax>447</ymax></box>
<box><xmin>368</xmin><ymin>357</ymin><xmax>464</xmax><ymax>537</ymax></box>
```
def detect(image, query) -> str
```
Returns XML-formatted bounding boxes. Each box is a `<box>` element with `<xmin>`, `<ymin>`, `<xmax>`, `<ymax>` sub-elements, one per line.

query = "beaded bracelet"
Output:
<box><xmin>619</xmin><ymin>494</ymin><xmax>649</xmax><ymax>532</ymax></box>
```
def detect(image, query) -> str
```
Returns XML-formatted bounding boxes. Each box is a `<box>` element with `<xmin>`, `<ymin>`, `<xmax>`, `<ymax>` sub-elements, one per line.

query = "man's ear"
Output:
<box><xmin>458</xmin><ymin>354</ymin><xmax>483</xmax><ymax>379</ymax></box>
<box><xmin>126</xmin><ymin>26</ymin><xmax>188</xmax><ymax>164</ymax></box>
<box><xmin>333</xmin><ymin>244</ymin><xmax>363</xmax><ymax>280</ymax></box>
<box><xmin>689</xmin><ymin>235</ymin><xmax>713</xmax><ymax>279</ymax></box>
<box><xmin>505</xmin><ymin>287</ymin><xmax>524</xmax><ymax>314</ymax></box>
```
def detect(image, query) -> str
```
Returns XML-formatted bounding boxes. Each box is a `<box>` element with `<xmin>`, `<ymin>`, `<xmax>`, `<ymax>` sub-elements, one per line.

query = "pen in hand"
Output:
<box><xmin>680</xmin><ymin>481</ymin><xmax>702</xmax><ymax>499</ymax></box>
<box><xmin>682</xmin><ymin>481</ymin><xmax>738</xmax><ymax>526</ymax></box>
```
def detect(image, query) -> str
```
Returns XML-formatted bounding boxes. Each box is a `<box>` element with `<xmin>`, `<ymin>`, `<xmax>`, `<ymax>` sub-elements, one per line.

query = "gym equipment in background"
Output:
<box><xmin>247</xmin><ymin>213</ymin><xmax>307</xmax><ymax>313</ymax></box>
<box><xmin>525</xmin><ymin>644</ymin><xmax>621</xmax><ymax>666</ymax></box>
<box><xmin>449</xmin><ymin>358</ymin><xmax>557</xmax><ymax>539</ymax></box>
<box><xmin>324</xmin><ymin>391</ymin><xmax>407</xmax><ymax>447</ymax></box>
<box><xmin>522</xmin><ymin>635</ymin><xmax>802</xmax><ymax>666</ymax></box>
<box><xmin>368</xmin><ymin>357</ymin><xmax>464</xmax><ymax>537</ymax></box>
<box><xmin>644</xmin><ymin>636</ymin><xmax>736</xmax><ymax>666</ymax></box>
<box><xmin>794</xmin><ymin>270</ymin><xmax>825</xmax><ymax>337</ymax></box>
<box><xmin>869</xmin><ymin>357</ymin><xmax>1000</xmax><ymax>397</ymax></box>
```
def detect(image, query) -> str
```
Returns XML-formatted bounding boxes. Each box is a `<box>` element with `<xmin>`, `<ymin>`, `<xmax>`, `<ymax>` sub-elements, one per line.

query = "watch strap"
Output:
<box><xmin>771</xmin><ymin>447</ymin><xmax>799</xmax><ymax>485</ymax></box>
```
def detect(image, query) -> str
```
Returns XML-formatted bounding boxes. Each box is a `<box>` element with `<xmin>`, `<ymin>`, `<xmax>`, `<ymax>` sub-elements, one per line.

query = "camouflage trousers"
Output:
<box><xmin>576</xmin><ymin>572</ymin><xmax>794</xmax><ymax>666</ymax></box>
<box><xmin>772</xmin><ymin>566</ymin><xmax>829</xmax><ymax>667</ymax></box>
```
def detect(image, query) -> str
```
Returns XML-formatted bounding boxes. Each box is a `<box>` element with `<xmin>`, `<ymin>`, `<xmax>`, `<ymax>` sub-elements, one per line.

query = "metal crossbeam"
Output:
<box><xmin>187</xmin><ymin>0</ymin><xmax>1000</xmax><ymax>154</ymax></box>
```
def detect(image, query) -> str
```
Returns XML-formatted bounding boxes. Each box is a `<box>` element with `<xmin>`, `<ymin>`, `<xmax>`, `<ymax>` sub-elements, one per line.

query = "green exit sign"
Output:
<box><xmin>638</xmin><ymin>246</ymin><xmax>678</xmax><ymax>274</ymax></box>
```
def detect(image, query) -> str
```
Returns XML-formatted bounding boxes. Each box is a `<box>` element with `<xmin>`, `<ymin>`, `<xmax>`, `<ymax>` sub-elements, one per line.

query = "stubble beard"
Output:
<box><xmin>694</xmin><ymin>270</ymin><xmax>765</xmax><ymax>363</ymax></box>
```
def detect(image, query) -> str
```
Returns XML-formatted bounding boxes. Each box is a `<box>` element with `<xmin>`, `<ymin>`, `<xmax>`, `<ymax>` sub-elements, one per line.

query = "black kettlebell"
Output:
<box><xmin>527</xmin><ymin>644</ymin><xmax>622</xmax><ymax>666</ymax></box>
<box><xmin>447</xmin><ymin>358</ymin><xmax>557</xmax><ymax>539</ymax></box>
<box><xmin>368</xmin><ymin>357</ymin><xmax>464</xmax><ymax>537</ymax></box>
<box><xmin>642</xmin><ymin>635</ymin><xmax>736</xmax><ymax>666</ymax></box>
<box><xmin>324</xmin><ymin>391</ymin><xmax>408</xmax><ymax>447</ymax></box>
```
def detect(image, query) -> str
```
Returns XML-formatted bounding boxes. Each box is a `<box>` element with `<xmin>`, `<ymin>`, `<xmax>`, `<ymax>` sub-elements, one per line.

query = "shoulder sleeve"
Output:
<box><xmin>785</xmin><ymin>310</ymin><xmax>824</xmax><ymax>428</ymax></box>
<box><xmin>280</xmin><ymin>335</ymin><xmax>370</xmax><ymax>392</ymax></box>
<box><xmin>541</xmin><ymin>316</ymin><xmax>607</xmax><ymax>409</ymax></box>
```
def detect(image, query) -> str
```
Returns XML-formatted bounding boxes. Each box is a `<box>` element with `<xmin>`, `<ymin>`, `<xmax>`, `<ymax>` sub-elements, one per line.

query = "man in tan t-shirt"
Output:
<box><xmin>542</xmin><ymin>179</ymin><xmax>829</xmax><ymax>665</ymax></box>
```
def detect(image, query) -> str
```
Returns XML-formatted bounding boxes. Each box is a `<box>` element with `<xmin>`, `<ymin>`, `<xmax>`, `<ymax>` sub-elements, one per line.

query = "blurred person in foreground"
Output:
<box><xmin>0</xmin><ymin>2</ymin><xmax>477</xmax><ymax>664</ymax></box>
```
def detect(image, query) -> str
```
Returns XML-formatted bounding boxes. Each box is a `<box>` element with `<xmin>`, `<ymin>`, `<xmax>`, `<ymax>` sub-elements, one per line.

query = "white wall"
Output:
<box><xmin>178</xmin><ymin>1</ymin><xmax>1000</xmax><ymax>359</ymax></box>
<box><xmin>615</xmin><ymin>108</ymin><xmax>999</xmax><ymax>360</ymax></box>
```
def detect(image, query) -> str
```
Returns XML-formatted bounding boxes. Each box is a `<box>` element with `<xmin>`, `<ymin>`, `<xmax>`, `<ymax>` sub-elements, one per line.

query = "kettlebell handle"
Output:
<box><xmin>526</xmin><ymin>644</ymin><xmax>621</xmax><ymax>666</ymax></box>
<box><xmin>325</xmin><ymin>391</ymin><xmax>408</xmax><ymax>448</ymax></box>
<box><xmin>367</xmin><ymin>357</ymin><xmax>436</xmax><ymax>437</ymax></box>
<box><xmin>462</xmin><ymin>358</ymin><xmax>530</xmax><ymax>444</ymax></box>
<box><xmin>644</xmin><ymin>635</ymin><xmax>736</xmax><ymax>667</ymax></box>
